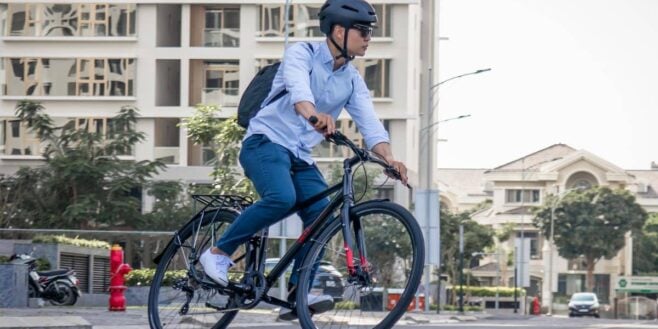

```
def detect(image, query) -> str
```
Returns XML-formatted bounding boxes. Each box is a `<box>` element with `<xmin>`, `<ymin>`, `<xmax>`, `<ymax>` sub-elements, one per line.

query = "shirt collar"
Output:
<box><xmin>320</xmin><ymin>40</ymin><xmax>349</xmax><ymax>71</ymax></box>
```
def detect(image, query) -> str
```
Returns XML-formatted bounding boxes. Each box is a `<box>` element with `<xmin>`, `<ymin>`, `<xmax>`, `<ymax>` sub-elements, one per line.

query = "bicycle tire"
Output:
<box><xmin>295</xmin><ymin>201</ymin><xmax>425</xmax><ymax>329</ymax></box>
<box><xmin>148</xmin><ymin>208</ymin><xmax>244</xmax><ymax>329</ymax></box>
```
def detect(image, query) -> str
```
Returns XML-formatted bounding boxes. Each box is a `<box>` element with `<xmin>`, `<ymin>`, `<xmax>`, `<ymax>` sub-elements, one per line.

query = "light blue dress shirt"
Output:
<box><xmin>245</xmin><ymin>41</ymin><xmax>390</xmax><ymax>164</ymax></box>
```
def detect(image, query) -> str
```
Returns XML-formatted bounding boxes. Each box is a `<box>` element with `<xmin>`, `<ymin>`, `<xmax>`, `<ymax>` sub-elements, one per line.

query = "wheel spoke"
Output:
<box><xmin>295</xmin><ymin>202</ymin><xmax>425</xmax><ymax>329</ymax></box>
<box><xmin>148</xmin><ymin>209</ymin><xmax>244</xmax><ymax>329</ymax></box>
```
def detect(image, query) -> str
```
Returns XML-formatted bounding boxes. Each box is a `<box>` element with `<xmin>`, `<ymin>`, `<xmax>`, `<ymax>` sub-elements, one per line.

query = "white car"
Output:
<box><xmin>568</xmin><ymin>292</ymin><xmax>600</xmax><ymax>318</ymax></box>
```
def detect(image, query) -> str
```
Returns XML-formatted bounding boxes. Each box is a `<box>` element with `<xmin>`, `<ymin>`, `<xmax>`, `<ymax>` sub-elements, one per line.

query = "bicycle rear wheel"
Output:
<box><xmin>296</xmin><ymin>201</ymin><xmax>425</xmax><ymax>329</ymax></box>
<box><xmin>148</xmin><ymin>208</ymin><xmax>244</xmax><ymax>329</ymax></box>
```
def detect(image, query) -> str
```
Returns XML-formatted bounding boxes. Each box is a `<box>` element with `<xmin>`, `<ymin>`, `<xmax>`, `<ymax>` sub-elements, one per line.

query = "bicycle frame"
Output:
<box><xmin>156</xmin><ymin>132</ymin><xmax>400</xmax><ymax>311</ymax></box>
<box><xmin>259</xmin><ymin>154</ymin><xmax>373</xmax><ymax>305</ymax></box>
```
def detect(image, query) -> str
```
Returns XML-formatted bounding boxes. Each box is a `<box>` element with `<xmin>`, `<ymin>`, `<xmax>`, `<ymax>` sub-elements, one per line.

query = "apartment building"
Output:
<box><xmin>0</xmin><ymin>1</ymin><xmax>422</xmax><ymax>216</ymax></box>
<box><xmin>437</xmin><ymin>144</ymin><xmax>658</xmax><ymax>304</ymax></box>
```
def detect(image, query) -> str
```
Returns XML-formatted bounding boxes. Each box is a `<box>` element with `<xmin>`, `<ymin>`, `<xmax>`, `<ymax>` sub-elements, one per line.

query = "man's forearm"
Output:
<box><xmin>294</xmin><ymin>101</ymin><xmax>316</xmax><ymax>120</ymax></box>
<box><xmin>372</xmin><ymin>142</ymin><xmax>394</xmax><ymax>162</ymax></box>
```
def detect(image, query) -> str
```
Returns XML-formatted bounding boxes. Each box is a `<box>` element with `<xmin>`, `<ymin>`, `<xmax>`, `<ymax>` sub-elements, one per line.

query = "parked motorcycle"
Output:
<box><xmin>9</xmin><ymin>253</ymin><xmax>81</xmax><ymax>306</ymax></box>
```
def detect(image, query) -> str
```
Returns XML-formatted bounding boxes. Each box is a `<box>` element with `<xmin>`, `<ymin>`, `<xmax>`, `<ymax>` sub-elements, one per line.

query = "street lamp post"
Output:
<box><xmin>546</xmin><ymin>186</ymin><xmax>575</xmax><ymax>315</ymax></box>
<box><xmin>418</xmin><ymin>67</ymin><xmax>490</xmax><ymax>314</ymax></box>
<box><xmin>459</xmin><ymin>223</ymin><xmax>465</xmax><ymax>314</ymax></box>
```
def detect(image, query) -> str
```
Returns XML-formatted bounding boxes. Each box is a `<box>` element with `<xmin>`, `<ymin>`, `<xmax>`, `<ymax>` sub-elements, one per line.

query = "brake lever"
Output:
<box><xmin>384</xmin><ymin>167</ymin><xmax>413</xmax><ymax>190</ymax></box>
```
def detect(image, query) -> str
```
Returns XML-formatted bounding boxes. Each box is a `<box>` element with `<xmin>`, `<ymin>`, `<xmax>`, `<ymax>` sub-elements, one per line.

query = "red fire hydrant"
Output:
<box><xmin>109</xmin><ymin>244</ymin><xmax>132</xmax><ymax>311</ymax></box>
<box><xmin>531</xmin><ymin>295</ymin><xmax>541</xmax><ymax>315</ymax></box>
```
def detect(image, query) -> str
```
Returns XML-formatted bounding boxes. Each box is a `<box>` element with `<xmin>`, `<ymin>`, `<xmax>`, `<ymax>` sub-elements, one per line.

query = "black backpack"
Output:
<box><xmin>237</xmin><ymin>42</ymin><xmax>314</xmax><ymax>129</ymax></box>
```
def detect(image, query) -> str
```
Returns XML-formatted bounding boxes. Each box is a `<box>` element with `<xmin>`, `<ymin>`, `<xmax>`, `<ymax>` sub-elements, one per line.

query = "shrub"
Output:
<box><xmin>447</xmin><ymin>286</ymin><xmax>525</xmax><ymax>297</ymax></box>
<box><xmin>32</xmin><ymin>235</ymin><xmax>110</xmax><ymax>249</ymax></box>
<box><xmin>126</xmin><ymin>268</ymin><xmax>244</xmax><ymax>286</ymax></box>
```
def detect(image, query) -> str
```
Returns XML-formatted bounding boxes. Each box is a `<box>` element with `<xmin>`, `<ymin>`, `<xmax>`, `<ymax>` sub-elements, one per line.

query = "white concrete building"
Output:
<box><xmin>438</xmin><ymin>144</ymin><xmax>658</xmax><ymax>305</ymax></box>
<box><xmin>0</xmin><ymin>1</ymin><xmax>424</xmax><ymax>217</ymax></box>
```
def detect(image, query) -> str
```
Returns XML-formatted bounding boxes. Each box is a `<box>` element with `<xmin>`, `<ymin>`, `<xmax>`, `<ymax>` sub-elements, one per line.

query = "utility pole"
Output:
<box><xmin>459</xmin><ymin>224</ymin><xmax>464</xmax><ymax>313</ymax></box>
<box><xmin>417</xmin><ymin>0</ymin><xmax>439</xmax><ymax>314</ymax></box>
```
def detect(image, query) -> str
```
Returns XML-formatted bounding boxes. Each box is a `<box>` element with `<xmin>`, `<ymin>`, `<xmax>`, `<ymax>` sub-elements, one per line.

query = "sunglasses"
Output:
<box><xmin>352</xmin><ymin>24</ymin><xmax>374</xmax><ymax>38</ymax></box>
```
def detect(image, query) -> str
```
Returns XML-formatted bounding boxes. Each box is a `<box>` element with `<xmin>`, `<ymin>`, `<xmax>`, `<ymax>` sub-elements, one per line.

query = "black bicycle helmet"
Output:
<box><xmin>318</xmin><ymin>0</ymin><xmax>378</xmax><ymax>60</ymax></box>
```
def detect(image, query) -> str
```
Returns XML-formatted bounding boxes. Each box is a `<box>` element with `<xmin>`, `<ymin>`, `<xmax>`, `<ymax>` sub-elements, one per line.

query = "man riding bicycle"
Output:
<box><xmin>200</xmin><ymin>0</ymin><xmax>408</xmax><ymax>320</ymax></box>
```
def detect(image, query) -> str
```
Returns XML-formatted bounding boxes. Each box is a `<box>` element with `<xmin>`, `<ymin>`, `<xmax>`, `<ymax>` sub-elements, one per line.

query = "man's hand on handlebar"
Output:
<box><xmin>307</xmin><ymin>113</ymin><xmax>336</xmax><ymax>136</ymax></box>
<box><xmin>384</xmin><ymin>158</ymin><xmax>409</xmax><ymax>186</ymax></box>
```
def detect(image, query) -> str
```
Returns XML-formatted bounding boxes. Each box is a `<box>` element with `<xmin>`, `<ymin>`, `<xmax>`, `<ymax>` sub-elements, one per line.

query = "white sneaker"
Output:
<box><xmin>278</xmin><ymin>293</ymin><xmax>335</xmax><ymax>321</ymax></box>
<box><xmin>199</xmin><ymin>249</ymin><xmax>233</xmax><ymax>286</ymax></box>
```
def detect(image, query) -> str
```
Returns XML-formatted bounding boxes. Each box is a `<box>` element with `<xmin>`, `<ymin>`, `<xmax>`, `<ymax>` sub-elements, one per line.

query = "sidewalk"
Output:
<box><xmin>0</xmin><ymin>305</ymin><xmax>494</xmax><ymax>328</ymax></box>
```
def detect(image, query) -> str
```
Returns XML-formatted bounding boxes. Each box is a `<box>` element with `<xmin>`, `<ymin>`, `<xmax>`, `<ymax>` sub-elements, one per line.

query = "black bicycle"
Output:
<box><xmin>148</xmin><ymin>130</ymin><xmax>425</xmax><ymax>329</ymax></box>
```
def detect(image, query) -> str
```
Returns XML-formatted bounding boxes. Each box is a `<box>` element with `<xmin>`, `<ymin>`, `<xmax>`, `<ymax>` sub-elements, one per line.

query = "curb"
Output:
<box><xmin>0</xmin><ymin>316</ymin><xmax>91</xmax><ymax>329</ymax></box>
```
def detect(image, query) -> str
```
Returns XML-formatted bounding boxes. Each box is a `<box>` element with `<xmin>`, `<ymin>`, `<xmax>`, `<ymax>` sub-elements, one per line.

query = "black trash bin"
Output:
<box><xmin>359</xmin><ymin>287</ymin><xmax>385</xmax><ymax>311</ymax></box>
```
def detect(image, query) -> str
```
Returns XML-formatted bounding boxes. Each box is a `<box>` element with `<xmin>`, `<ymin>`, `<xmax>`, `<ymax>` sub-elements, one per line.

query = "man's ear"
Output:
<box><xmin>332</xmin><ymin>25</ymin><xmax>345</xmax><ymax>41</ymax></box>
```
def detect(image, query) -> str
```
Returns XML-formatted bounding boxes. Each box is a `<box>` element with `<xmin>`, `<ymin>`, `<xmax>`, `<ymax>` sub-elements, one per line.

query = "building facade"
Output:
<box><xmin>0</xmin><ymin>1</ymin><xmax>423</xmax><ymax>224</ymax></box>
<box><xmin>438</xmin><ymin>144</ymin><xmax>658</xmax><ymax>304</ymax></box>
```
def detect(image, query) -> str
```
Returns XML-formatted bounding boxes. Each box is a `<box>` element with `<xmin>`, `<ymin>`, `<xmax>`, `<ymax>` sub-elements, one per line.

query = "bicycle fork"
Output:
<box><xmin>341</xmin><ymin>161</ymin><xmax>371</xmax><ymax>285</ymax></box>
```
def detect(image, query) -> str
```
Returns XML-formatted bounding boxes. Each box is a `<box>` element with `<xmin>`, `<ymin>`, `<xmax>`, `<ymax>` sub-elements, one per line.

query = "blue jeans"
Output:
<box><xmin>216</xmin><ymin>134</ymin><xmax>329</xmax><ymax>287</ymax></box>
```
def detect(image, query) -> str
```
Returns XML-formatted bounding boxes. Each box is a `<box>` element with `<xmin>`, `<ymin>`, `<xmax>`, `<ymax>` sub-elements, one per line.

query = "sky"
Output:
<box><xmin>436</xmin><ymin>0</ymin><xmax>658</xmax><ymax>170</ymax></box>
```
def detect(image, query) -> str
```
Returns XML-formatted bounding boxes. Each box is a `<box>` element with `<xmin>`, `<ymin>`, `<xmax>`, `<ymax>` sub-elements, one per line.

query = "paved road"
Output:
<box><xmin>418</xmin><ymin>315</ymin><xmax>658</xmax><ymax>329</ymax></box>
<box><xmin>4</xmin><ymin>306</ymin><xmax>658</xmax><ymax>329</ymax></box>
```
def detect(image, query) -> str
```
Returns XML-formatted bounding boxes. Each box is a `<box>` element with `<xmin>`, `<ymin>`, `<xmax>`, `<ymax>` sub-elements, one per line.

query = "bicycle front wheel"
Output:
<box><xmin>148</xmin><ymin>208</ymin><xmax>243</xmax><ymax>329</ymax></box>
<box><xmin>296</xmin><ymin>201</ymin><xmax>425</xmax><ymax>329</ymax></box>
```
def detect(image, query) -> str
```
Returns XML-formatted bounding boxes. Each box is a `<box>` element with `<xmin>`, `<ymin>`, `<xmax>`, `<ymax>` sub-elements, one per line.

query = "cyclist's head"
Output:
<box><xmin>318</xmin><ymin>0</ymin><xmax>377</xmax><ymax>60</ymax></box>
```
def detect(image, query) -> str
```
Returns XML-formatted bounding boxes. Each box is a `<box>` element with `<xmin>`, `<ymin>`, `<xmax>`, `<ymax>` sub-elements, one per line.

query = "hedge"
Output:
<box><xmin>32</xmin><ymin>235</ymin><xmax>111</xmax><ymax>249</ymax></box>
<box><xmin>126</xmin><ymin>268</ymin><xmax>244</xmax><ymax>286</ymax></box>
<box><xmin>447</xmin><ymin>286</ymin><xmax>525</xmax><ymax>297</ymax></box>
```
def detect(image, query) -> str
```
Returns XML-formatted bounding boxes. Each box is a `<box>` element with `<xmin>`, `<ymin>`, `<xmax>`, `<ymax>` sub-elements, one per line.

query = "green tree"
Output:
<box><xmin>0</xmin><ymin>101</ymin><xmax>164</xmax><ymax>229</ymax></box>
<box><xmin>325</xmin><ymin>162</ymin><xmax>382</xmax><ymax>201</ymax></box>
<box><xmin>181</xmin><ymin>104</ymin><xmax>256</xmax><ymax>199</ymax></box>
<box><xmin>533</xmin><ymin>186</ymin><xmax>647</xmax><ymax>291</ymax></box>
<box><xmin>440</xmin><ymin>209</ymin><xmax>495</xmax><ymax>287</ymax></box>
<box><xmin>140</xmin><ymin>181</ymin><xmax>195</xmax><ymax>231</ymax></box>
<box><xmin>632</xmin><ymin>212</ymin><xmax>658</xmax><ymax>275</ymax></box>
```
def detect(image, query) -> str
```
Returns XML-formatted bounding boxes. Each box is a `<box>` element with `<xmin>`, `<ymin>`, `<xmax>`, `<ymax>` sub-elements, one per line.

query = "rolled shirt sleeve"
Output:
<box><xmin>282</xmin><ymin>43</ymin><xmax>316</xmax><ymax>107</ymax></box>
<box><xmin>345</xmin><ymin>73</ymin><xmax>390</xmax><ymax>150</ymax></box>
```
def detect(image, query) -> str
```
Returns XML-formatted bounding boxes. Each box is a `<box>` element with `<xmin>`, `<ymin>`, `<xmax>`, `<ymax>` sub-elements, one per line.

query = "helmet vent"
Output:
<box><xmin>341</xmin><ymin>5</ymin><xmax>359</xmax><ymax>13</ymax></box>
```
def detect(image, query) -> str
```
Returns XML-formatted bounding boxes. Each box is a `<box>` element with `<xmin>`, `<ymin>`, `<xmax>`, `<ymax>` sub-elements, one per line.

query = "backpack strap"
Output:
<box><xmin>266</xmin><ymin>42</ymin><xmax>315</xmax><ymax>107</ymax></box>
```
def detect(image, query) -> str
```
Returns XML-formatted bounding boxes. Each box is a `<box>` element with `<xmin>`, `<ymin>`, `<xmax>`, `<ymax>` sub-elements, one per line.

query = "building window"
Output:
<box><xmin>593</xmin><ymin>274</ymin><xmax>610</xmax><ymax>304</ymax></box>
<box><xmin>203</xmin><ymin>61</ymin><xmax>239</xmax><ymax>107</ymax></box>
<box><xmin>4</xmin><ymin>3</ymin><xmax>135</xmax><ymax>37</ymax></box>
<box><xmin>204</xmin><ymin>7</ymin><xmax>239</xmax><ymax>47</ymax></box>
<box><xmin>505</xmin><ymin>189</ymin><xmax>540</xmax><ymax>204</ymax></box>
<box><xmin>3</xmin><ymin>57</ymin><xmax>134</xmax><ymax>97</ymax></box>
<box><xmin>0</xmin><ymin>119</ymin><xmax>42</xmax><ymax>155</ymax></box>
<box><xmin>258</xmin><ymin>4</ymin><xmax>391</xmax><ymax>38</ymax></box>
<box><xmin>259</xmin><ymin>4</ymin><xmax>321</xmax><ymax>38</ymax></box>
<box><xmin>371</xmin><ymin>4</ymin><xmax>391</xmax><ymax>38</ymax></box>
<box><xmin>352</xmin><ymin>59</ymin><xmax>391</xmax><ymax>98</ymax></box>
<box><xmin>557</xmin><ymin>273</ymin><xmax>609</xmax><ymax>303</ymax></box>
<box><xmin>63</xmin><ymin>117</ymin><xmax>131</xmax><ymax>155</ymax></box>
<box><xmin>557</xmin><ymin>273</ymin><xmax>585</xmax><ymax>297</ymax></box>
<box><xmin>516</xmin><ymin>232</ymin><xmax>541</xmax><ymax>259</ymax></box>
<box><xmin>566</xmin><ymin>171</ymin><xmax>598</xmax><ymax>190</ymax></box>
<box><xmin>154</xmin><ymin>118</ymin><xmax>180</xmax><ymax>165</ymax></box>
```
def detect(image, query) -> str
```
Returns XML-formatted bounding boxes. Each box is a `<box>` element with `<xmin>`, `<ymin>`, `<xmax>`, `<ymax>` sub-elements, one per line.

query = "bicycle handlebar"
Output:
<box><xmin>309</xmin><ymin>116</ymin><xmax>411</xmax><ymax>189</ymax></box>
